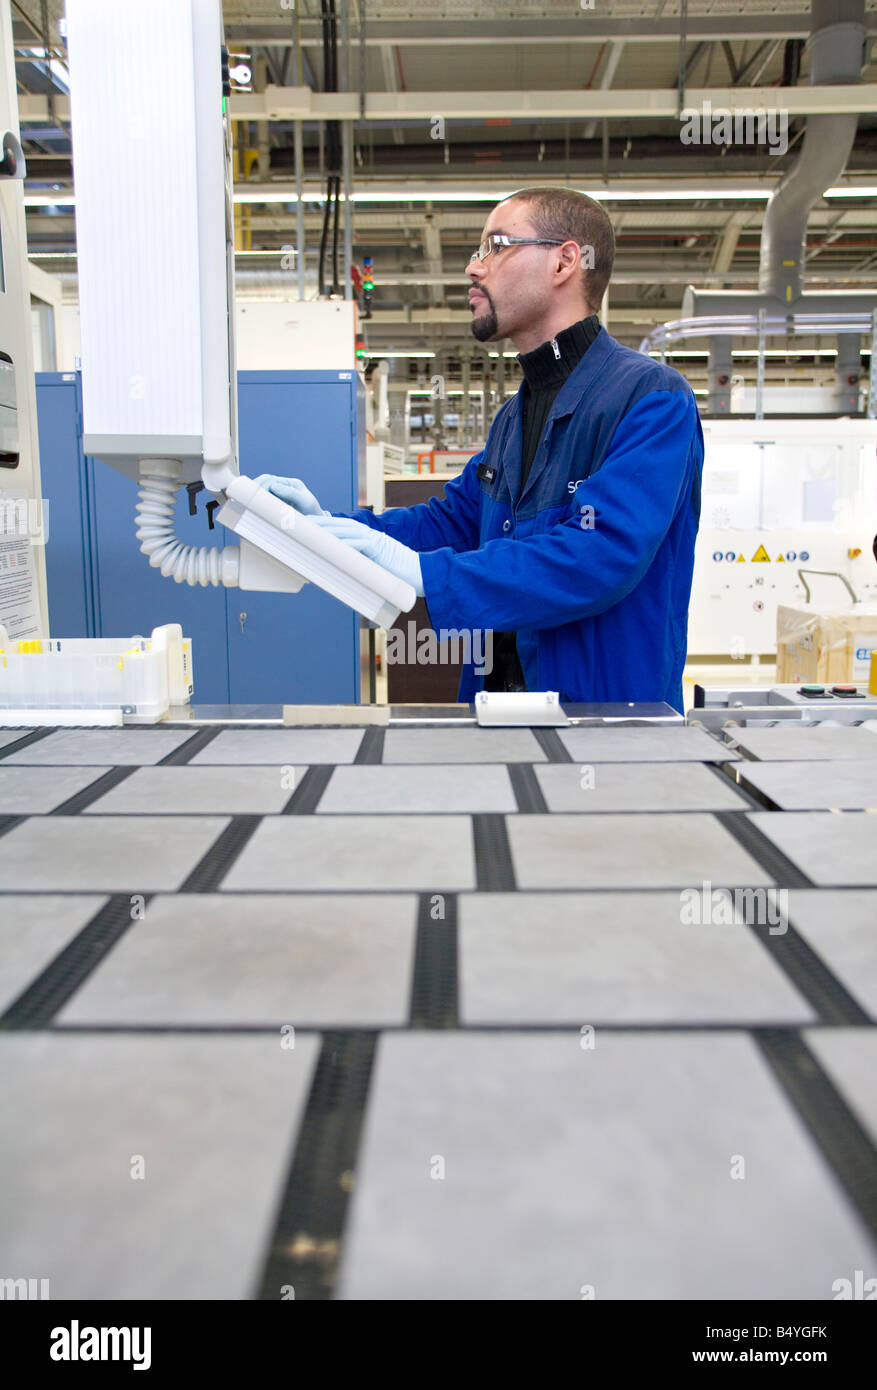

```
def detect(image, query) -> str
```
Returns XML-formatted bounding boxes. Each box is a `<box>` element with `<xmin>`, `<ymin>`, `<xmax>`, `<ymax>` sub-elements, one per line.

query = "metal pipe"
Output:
<box><xmin>759</xmin><ymin>0</ymin><xmax>866</xmax><ymax>302</ymax></box>
<box><xmin>868</xmin><ymin>307</ymin><xmax>877</xmax><ymax>419</ymax></box>
<box><xmin>755</xmin><ymin>308</ymin><xmax>766</xmax><ymax>418</ymax></box>
<box><xmin>707</xmin><ymin>336</ymin><xmax>732</xmax><ymax>414</ymax></box>
<box><xmin>294</xmin><ymin>9</ymin><xmax>305</xmax><ymax>298</ymax></box>
<box><xmin>340</xmin><ymin>1</ymin><xmax>353</xmax><ymax>301</ymax></box>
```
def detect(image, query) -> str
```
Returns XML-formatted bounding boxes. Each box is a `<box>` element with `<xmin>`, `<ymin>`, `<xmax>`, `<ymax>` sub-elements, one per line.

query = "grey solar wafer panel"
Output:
<box><xmin>2</xmin><ymin>728</ymin><xmax>195</xmax><ymax>765</ymax></box>
<box><xmin>317</xmin><ymin>764</ymin><xmax>517</xmax><ymax>814</ymax></box>
<box><xmin>0</xmin><ymin>1034</ymin><xmax>320</xmax><ymax>1299</ymax></box>
<box><xmin>737</xmin><ymin>760</ymin><xmax>877</xmax><ymax>810</ymax></box>
<box><xmin>336</xmin><ymin>1032</ymin><xmax>874</xmax><ymax>1300</ymax></box>
<box><xmin>383</xmin><ymin>727</ymin><xmax>546</xmax><ymax>763</ymax></box>
<box><xmin>507</xmin><ymin>813</ymin><xmax>772</xmax><ymax>888</ymax></box>
<box><xmin>82</xmin><ymin>765</ymin><xmax>303</xmax><ymax>815</ymax></box>
<box><xmin>58</xmin><ymin>893</ymin><xmax>419</xmax><ymax>1028</ymax></box>
<box><xmin>0</xmin><ymin>765</ymin><xmax>113</xmax><ymax>813</ymax></box>
<box><xmin>728</xmin><ymin>726</ymin><xmax>877</xmax><ymax>762</ymax></box>
<box><xmin>222</xmin><ymin>814</ymin><xmax>476</xmax><ymax>892</ymax></box>
<box><xmin>0</xmin><ymin>815</ymin><xmax>231</xmax><ymax>891</ymax></box>
<box><xmin>558</xmin><ymin>725</ymin><xmax>738</xmax><ymax>763</ymax></box>
<box><xmin>189</xmin><ymin>728</ymin><xmax>364</xmax><ymax>765</ymax></box>
<box><xmin>459</xmin><ymin>892</ymin><xmax>813</xmax><ymax>1025</ymax></box>
<box><xmin>533</xmin><ymin>761</ymin><xmax>750</xmax><ymax>812</ymax></box>
<box><xmin>748</xmin><ymin>812</ymin><xmax>877</xmax><ymax>887</ymax></box>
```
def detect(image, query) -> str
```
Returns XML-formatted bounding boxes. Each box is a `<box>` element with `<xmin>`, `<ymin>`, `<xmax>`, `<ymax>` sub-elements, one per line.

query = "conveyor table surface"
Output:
<box><xmin>1</xmin><ymin>704</ymin><xmax>875</xmax><ymax>1300</ymax></box>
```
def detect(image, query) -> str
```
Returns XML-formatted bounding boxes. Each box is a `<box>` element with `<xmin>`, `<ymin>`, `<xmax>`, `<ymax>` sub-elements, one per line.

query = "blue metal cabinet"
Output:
<box><xmin>229</xmin><ymin>371</ymin><xmax>364</xmax><ymax>703</ymax></box>
<box><xmin>36</xmin><ymin>374</ymin><xmax>94</xmax><ymax>637</ymax></box>
<box><xmin>34</xmin><ymin>369</ymin><xmax>365</xmax><ymax>705</ymax></box>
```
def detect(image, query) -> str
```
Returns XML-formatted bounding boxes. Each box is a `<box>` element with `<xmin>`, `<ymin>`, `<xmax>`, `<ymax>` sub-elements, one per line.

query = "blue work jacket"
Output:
<box><xmin>351</xmin><ymin>328</ymin><xmax>704</xmax><ymax>710</ymax></box>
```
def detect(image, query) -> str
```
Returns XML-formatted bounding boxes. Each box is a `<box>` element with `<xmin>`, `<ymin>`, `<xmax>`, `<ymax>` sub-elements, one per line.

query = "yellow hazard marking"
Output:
<box><xmin>777</xmin><ymin>552</ymin><xmax>785</xmax><ymax>562</ymax></box>
<box><xmin>751</xmin><ymin>544</ymin><xmax>770</xmax><ymax>562</ymax></box>
<box><xmin>736</xmin><ymin>553</ymin><xmax>745</xmax><ymax>562</ymax></box>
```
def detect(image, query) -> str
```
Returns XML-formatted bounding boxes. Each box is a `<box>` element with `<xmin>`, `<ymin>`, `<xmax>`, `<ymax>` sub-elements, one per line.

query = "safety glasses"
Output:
<box><xmin>468</xmin><ymin>234</ymin><xmax>572</xmax><ymax>265</ymax></box>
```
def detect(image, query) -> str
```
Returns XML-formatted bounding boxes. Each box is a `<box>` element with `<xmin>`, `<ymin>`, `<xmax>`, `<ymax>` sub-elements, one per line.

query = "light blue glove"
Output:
<box><xmin>312</xmin><ymin>515</ymin><xmax>424</xmax><ymax>596</ymax></box>
<box><xmin>253</xmin><ymin>474</ymin><xmax>329</xmax><ymax>517</ymax></box>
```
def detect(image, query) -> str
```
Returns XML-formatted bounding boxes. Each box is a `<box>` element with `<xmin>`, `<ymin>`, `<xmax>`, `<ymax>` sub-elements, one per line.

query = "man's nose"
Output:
<box><xmin>467</xmin><ymin>260</ymin><xmax>486</xmax><ymax>284</ymax></box>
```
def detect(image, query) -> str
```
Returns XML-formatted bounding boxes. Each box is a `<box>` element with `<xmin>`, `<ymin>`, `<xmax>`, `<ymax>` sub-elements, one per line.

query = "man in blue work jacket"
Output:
<box><xmin>259</xmin><ymin>186</ymin><xmax>704</xmax><ymax>711</ymax></box>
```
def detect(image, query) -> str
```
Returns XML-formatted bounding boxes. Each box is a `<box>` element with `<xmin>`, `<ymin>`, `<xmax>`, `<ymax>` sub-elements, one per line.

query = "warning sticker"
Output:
<box><xmin>751</xmin><ymin>544</ymin><xmax>770</xmax><ymax>562</ymax></box>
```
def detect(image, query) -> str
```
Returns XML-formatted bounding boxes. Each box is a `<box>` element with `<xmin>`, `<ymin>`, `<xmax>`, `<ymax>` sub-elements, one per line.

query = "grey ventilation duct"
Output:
<box><xmin>759</xmin><ymin>0</ymin><xmax>867</xmax><ymax>303</ymax></box>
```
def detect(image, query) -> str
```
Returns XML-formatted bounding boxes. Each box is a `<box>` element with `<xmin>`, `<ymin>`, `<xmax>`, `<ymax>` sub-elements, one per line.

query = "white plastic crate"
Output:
<box><xmin>0</xmin><ymin>624</ymin><xmax>193</xmax><ymax>725</ymax></box>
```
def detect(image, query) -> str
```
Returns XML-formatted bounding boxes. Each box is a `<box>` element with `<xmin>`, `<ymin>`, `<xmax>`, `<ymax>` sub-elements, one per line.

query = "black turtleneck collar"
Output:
<box><xmin>517</xmin><ymin>314</ymin><xmax>602</xmax><ymax>389</ymax></box>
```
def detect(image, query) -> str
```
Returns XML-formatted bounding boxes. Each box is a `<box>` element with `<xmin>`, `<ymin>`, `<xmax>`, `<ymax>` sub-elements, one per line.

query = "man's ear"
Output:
<box><xmin>558</xmin><ymin>242</ymin><xmax>583</xmax><ymax>283</ymax></box>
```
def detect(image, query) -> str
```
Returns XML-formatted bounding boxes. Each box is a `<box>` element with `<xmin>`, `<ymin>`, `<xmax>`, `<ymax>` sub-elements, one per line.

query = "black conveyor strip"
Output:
<box><xmin>353</xmin><ymin>727</ymin><xmax>385</xmax><ymax>764</ymax></box>
<box><xmin>0</xmin><ymin>815</ymin><xmax>24</xmax><ymax>840</ymax></box>
<box><xmin>703</xmin><ymin>759</ymin><xmax>767</xmax><ymax>811</ymax></box>
<box><xmin>0</xmin><ymin>893</ymin><xmax>150</xmax><ymax>1028</ymax></box>
<box><xmin>0</xmin><ymin>728</ymin><xmax>55</xmax><ymax>760</ymax></box>
<box><xmin>282</xmin><ymin>765</ymin><xmax>333</xmax><ymax>814</ymax></box>
<box><xmin>755</xmin><ymin>1030</ymin><xmax>877</xmax><ymax>1243</ymax></box>
<box><xmin>256</xmin><ymin>1031</ymin><xmax>377</xmax><ymax>1301</ymax></box>
<box><xmin>409</xmin><ymin>892</ymin><xmax>459</xmax><ymax>1028</ymax></box>
<box><xmin>532</xmin><ymin>727</ymin><xmax>572</xmax><ymax>762</ymax></box>
<box><xmin>715</xmin><ymin>810</ymin><xmax>816</xmax><ymax>889</ymax></box>
<box><xmin>748</xmin><ymin>914</ymin><xmax>871</xmax><ymax>1027</ymax></box>
<box><xmin>50</xmin><ymin>766</ymin><xmax>137</xmax><ymax>815</ymax></box>
<box><xmin>472</xmin><ymin>814</ymin><xmax>516</xmax><ymax>891</ymax></box>
<box><xmin>157</xmin><ymin>726</ymin><xmax>222</xmax><ymax>765</ymax></box>
<box><xmin>508</xmin><ymin>762</ymin><xmax>548</xmax><ymax>813</ymax></box>
<box><xmin>178</xmin><ymin>815</ymin><xmax>261</xmax><ymax>892</ymax></box>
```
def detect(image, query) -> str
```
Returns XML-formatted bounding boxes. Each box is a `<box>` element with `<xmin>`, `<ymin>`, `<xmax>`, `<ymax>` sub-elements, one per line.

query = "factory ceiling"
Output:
<box><xmin>12</xmin><ymin>0</ymin><xmax>877</xmax><ymax>377</ymax></box>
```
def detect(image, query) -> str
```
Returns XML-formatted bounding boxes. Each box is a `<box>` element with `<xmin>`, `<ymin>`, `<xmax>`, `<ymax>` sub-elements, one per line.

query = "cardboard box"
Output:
<box><xmin>776</xmin><ymin>605</ymin><xmax>877</xmax><ymax>685</ymax></box>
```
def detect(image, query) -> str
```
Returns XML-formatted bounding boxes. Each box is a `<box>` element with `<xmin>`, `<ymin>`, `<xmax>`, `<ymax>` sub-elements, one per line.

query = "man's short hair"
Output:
<box><xmin>499</xmin><ymin>186</ymin><xmax>616</xmax><ymax>310</ymax></box>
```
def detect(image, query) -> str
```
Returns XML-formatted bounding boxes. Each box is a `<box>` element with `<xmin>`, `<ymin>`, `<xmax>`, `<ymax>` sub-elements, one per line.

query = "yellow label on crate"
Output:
<box><xmin>751</xmin><ymin>545</ymin><xmax>770</xmax><ymax>562</ymax></box>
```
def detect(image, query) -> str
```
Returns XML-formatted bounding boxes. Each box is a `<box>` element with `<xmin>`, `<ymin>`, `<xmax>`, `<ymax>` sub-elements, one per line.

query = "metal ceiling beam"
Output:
<box><xmin>379</xmin><ymin>44</ymin><xmax>404</xmax><ymax>146</ymax></box>
<box><xmin>721</xmin><ymin>41</ymin><xmax>740</xmax><ymax>83</ymax></box>
<box><xmin>733</xmin><ymin>40</ymin><xmax>775</xmax><ymax>86</ymax></box>
<box><xmin>583</xmin><ymin>40</ymin><xmax>625</xmax><ymax>140</ymax></box>
<box><xmin>23</xmin><ymin>177</ymin><xmax>877</xmax><ymax>208</ymax></box>
<box><xmin>421</xmin><ymin>214</ymin><xmax>445</xmax><ymax>308</ymax></box>
<box><xmin>711</xmin><ymin>211</ymin><xmax>749</xmax><ymax>273</ymax></box>
<box><xmin>743</xmin><ymin>40</ymin><xmax>782</xmax><ymax>88</ymax></box>
<box><xmin>44</xmin><ymin>265</ymin><xmax>877</xmax><ymax>291</ymax></box>
<box><xmin>222</xmin><ymin>17</ymin><xmax>877</xmax><ymax>46</ymax></box>
<box><xmin>18</xmin><ymin>84</ymin><xmax>877</xmax><ymax>123</ymax></box>
<box><xmin>32</xmin><ymin>206</ymin><xmax>877</xmax><ymax>234</ymax></box>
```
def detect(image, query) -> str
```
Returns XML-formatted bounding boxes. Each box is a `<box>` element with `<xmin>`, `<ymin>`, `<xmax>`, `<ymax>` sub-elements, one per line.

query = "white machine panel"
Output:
<box><xmin>688</xmin><ymin>420</ymin><xmax>877</xmax><ymax>657</ymax></box>
<box><xmin>66</xmin><ymin>0</ymin><xmax>236</xmax><ymax>483</ymax></box>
